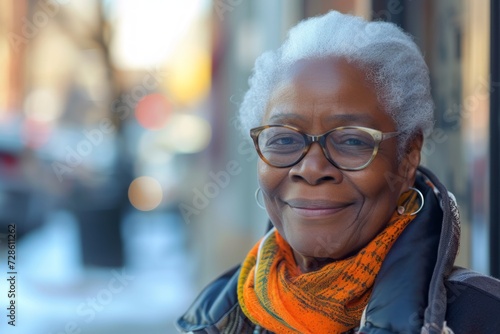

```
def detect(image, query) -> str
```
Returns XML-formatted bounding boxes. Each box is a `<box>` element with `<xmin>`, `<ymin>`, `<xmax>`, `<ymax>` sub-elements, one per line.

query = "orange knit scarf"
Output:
<box><xmin>237</xmin><ymin>211</ymin><xmax>416</xmax><ymax>333</ymax></box>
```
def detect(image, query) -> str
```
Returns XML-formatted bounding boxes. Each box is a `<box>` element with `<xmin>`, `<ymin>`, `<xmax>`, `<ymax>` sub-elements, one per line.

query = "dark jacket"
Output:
<box><xmin>176</xmin><ymin>166</ymin><xmax>500</xmax><ymax>334</ymax></box>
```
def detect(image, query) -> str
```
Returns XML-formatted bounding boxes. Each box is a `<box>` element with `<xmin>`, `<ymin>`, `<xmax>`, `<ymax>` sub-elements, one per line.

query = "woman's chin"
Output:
<box><xmin>286</xmin><ymin>235</ymin><xmax>344</xmax><ymax>262</ymax></box>
<box><xmin>281</xmin><ymin>221</ymin><xmax>347</xmax><ymax>257</ymax></box>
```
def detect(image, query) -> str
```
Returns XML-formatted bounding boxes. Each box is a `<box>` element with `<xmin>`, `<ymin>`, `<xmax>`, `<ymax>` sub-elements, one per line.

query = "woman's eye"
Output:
<box><xmin>332</xmin><ymin>135</ymin><xmax>374</xmax><ymax>150</ymax></box>
<box><xmin>268</xmin><ymin>136</ymin><xmax>298</xmax><ymax>146</ymax></box>
<box><xmin>343</xmin><ymin>138</ymin><xmax>366</xmax><ymax>146</ymax></box>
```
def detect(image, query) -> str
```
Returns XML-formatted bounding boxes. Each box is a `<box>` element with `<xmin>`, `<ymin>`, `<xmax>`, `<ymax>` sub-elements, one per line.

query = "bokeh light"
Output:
<box><xmin>24</xmin><ymin>88</ymin><xmax>63</xmax><ymax>123</ymax></box>
<box><xmin>161</xmin><ymin>113</ymin><xmax>211</xmax><ymax>153</ymax></box>
<box><xmin>21</xmin><ymin>118</ymin><xmax>53</xmax><ymax>149</ymax></box>
<box><xmin>165</xmin><ymin>45</ymin><xmax>211</xmax><ymax>105</ymax></box>
<box><xmin>135</xmin><ymin>93</ymin><xmax>172</xmax><ymax>130</ymax></box>
<box><xmin>110</xmin><ymin>0</ymin><xmax>208</xmax><ymax>69</ymax></box>
<box><xmin>128</xmin><ymin>176</ymin><xmax>163</xmax><ymax>211</ymax></box>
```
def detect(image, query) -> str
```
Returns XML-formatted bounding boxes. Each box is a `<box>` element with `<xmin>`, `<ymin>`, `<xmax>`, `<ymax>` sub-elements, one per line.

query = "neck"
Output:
<box><xmin>293</xmin><ymin>250</ymin><xmax>336</xmax><ymax>273</ymax></box>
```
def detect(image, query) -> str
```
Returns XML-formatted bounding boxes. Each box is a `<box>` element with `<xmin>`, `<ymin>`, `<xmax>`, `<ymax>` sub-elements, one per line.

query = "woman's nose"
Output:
<box><xmin>289</xmin><ymin>142</ymin><xmax>343</xmax><ymax>185</ymax></box>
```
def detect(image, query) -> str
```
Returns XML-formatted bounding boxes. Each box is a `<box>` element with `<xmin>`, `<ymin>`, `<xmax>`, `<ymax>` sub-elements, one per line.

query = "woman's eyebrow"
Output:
<box><xmin>266</xmin><ymin>112</ymin><xmax>374</xmax><ymax>124</ymax></box>
<box><xmin>325</xmin><ymin>113</ymin><xmax>375</xmax><ymax>123</ymax></box>
<box><xmin>267</xmin><ymin>112</ymin><xmax>308</xmax><ymax>123</ymax></box>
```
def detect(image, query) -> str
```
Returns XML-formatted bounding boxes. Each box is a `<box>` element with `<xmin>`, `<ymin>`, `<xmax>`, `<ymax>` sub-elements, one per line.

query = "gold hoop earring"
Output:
<box><xmin>255</xmin><ymin>187</ymin><xmax>266</xmax><ymax>210</ymax></box>
<box><xmin>397</xmin><ymin>187</ymin><xmax>424</xmax><ymax>215</ymax></box>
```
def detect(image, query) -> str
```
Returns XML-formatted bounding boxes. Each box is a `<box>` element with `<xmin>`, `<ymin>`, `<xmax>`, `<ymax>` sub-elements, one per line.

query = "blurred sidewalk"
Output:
<box><xmin>0</xmin><ymin>210</ymin><xmax>195</xmax><ymax>334</ymax></box>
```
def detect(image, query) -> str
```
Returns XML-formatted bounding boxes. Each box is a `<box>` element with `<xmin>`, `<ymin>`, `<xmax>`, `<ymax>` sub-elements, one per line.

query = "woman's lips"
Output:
<box><xmin>285</xmin><ymin>199</ymin><xmax>350</xmax><ymax>218</ymax></box>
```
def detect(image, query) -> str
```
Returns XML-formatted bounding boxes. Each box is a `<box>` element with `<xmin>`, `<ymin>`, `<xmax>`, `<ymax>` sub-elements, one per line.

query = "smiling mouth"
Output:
<box><xmin>285</xmin><ymin>199</ymin><xmax>351</xmax><ymax>218</ymax></box>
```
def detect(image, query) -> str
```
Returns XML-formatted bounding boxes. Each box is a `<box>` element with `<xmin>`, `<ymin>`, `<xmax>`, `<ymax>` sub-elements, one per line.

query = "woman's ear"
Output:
<box><xmin>401</xmin><ymin>132</ymin><xmax>423</xmax><ymax>191</ymax></box>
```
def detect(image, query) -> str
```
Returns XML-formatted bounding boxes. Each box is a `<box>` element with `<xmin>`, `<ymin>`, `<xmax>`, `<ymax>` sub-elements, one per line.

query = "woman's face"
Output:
<box><xmin>258</xmin><ymin>57</ymin><xmax>421</xmax><ymax>271</ymax></box>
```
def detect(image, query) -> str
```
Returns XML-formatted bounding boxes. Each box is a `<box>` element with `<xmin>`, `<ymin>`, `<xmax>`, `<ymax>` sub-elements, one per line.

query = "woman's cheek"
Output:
<box><xmin>257</xmin><ymin>161</ymin><xmax>287</xmax><ymax>223</ymax></box>
<box><xmin>257</xmin><ymin>161</ymin><xmax>281</xmax><ymax>193</ymax></box>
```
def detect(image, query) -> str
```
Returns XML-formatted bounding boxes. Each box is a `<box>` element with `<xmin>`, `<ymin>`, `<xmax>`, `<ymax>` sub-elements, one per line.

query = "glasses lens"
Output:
<box><xmin>258</xmin><ymin>127</ymin><xmax>306</xmax><ymax>167</ymax></box>
<box><xmin>326</xmin><ymin>128</ymin><xmax>376</xmax><ymax>168</ymax></box>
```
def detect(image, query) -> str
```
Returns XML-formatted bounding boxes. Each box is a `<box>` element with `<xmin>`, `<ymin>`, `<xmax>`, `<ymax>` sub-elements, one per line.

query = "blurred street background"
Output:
<box><xmin>0</xmin><ymin>0</ymin><xmax>497</xmax><ymax>333</ymax></box>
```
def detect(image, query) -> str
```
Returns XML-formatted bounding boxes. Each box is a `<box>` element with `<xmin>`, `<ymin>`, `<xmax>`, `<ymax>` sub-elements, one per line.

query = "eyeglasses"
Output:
<box><xmin>250</xmin><ymin>125</ymin><xmax>399</xmax><ymax>171</ymax></box>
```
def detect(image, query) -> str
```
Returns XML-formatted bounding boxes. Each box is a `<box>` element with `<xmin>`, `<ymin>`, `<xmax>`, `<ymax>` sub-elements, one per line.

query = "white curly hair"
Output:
<box><xmin>238</xmin><ymin>11</ymin><xmax>434</xmax><ymax>155</ymax></box>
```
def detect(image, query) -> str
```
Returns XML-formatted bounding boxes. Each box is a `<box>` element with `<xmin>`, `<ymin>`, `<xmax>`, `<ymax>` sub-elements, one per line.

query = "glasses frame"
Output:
<box><xmin>250</xmin><ymin>124</ymin><xmax>400</xmax><ymax>171</ymax></box>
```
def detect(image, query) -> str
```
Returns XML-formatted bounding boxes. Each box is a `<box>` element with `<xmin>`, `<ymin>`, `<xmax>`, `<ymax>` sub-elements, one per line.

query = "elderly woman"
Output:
<box><xmin>177</xmin><ymin>11</ymin><xmax>500</xmax><ymax>334</ymax></box>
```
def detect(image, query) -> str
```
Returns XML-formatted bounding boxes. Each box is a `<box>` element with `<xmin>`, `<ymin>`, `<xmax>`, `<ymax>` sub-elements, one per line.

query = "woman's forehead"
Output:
<box><xmin>263</xmin><ymin>57</ymin><xmax>392</xmax><ymax>129</ymax></box>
